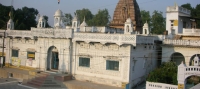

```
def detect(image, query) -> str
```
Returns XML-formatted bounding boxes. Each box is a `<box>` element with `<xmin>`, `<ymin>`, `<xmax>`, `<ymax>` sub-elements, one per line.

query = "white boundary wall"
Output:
<box><xmin>146</xmin><ymin>81</ymin><xmax>178</xmax><ymax>89</ymax></box>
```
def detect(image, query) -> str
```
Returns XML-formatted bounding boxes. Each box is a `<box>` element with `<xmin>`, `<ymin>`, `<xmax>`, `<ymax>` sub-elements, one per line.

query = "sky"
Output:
<box><xmin>0</xmin><ymin>0</ymin><xmax>199</xmax><ymax>26</ymax></box>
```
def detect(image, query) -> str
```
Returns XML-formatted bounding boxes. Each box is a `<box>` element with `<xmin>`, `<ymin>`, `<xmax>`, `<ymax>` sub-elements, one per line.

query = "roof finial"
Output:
<box><xmin>174</xmin><ymin>2</ymin><xmax>178</xmax><ymax>7</ymax></box>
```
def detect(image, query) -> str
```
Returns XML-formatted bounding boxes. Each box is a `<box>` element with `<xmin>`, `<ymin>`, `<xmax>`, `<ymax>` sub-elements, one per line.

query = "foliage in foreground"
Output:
<box><xmin>147</xmin><ymin>61</ymin><xmax>178</xmax><ymax>85</ymax></box>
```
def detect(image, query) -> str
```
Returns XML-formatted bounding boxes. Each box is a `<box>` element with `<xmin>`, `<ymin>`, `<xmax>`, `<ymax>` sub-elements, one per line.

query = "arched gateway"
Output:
<box><xmin>46</xmin><ymin>46</ymin><xmax>59</xmax><ymax>71</ymax></box>
<box><xmin>178</xmin><ymin>55</ymin><xmax>200</xmax><ymax>89</ymax></box>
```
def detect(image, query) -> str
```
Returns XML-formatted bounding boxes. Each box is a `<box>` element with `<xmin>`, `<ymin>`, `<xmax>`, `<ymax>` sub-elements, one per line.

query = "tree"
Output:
<box><xmin>140</xmin><ymin>10</ymin><xmax>151</xmax><ymax>26</ymax></box>
<box><xmin>181</xmin><ymin>3</ymin><xmax>200</xmax><ymax>28</ymax></box>
<box><xmin>194</xmin><ymin>4</ymin><xmax>200</xmax><ymax>28</ymax></box>
<box><xmin>76</xmin><ymin>8</ymin><xmax>93</xmax><ymax>25</ymax></box>
<box><xmin>0</xmin><ymin>4</ymin><xmax>12</xmax><ymax>29</ymax></box>
<box><xmin>43</xmin><ymin>15</ymin><xmax>51</xmax><ymax>28</ymax></box>
<box><xmin>181</xmin><ymin>3</ymin><xmax>195</xmax><ymax>17</ymax></box>
<box><xmin>92</xmin><ymin>9</ymin><xmax>110</xmax><ymax>26</ymax></box>
<box><xmin>63</xmin><ymin>13</ymin><xmax>73</xmax><ymax>26</ymax></box>
<box><xmin>0</xmin><ymin>4</ymin><xmax>39</xmax><ymax>30</ymax></box>
<box><xmin>151</xmin><ymin>10</ymin><xmax>165</xmax><ymax>34</ymax></box>
<box><xmin>147</xmin><ymin>61</ymin><xmax>178</xmax><ymax>85</ymax></box>
<box><xmin>14</xmin><ymin>7</ymin><xmax>38</xmax><ymax>30</ymax></box>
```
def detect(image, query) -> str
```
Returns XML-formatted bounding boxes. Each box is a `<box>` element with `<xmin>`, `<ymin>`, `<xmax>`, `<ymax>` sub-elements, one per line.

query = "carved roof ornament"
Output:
<box><xmin>110</xmin><ymin>0</ymin><xmax>142</xmax><ymax>32</ymax></box>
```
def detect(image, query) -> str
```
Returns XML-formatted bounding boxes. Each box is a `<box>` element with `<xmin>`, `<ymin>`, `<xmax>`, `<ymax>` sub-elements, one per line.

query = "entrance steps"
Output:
<box><xmin>23</xmin><ymin>72</ymin><xmax>68</xmax><ymax>89</ymax></box>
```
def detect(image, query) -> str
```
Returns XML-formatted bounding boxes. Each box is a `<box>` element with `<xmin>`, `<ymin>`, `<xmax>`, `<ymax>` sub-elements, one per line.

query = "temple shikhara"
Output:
<box><xmin>110</xmin><ymin>0</ymin><xmax>142</xmax><ymax>32</ymax></box>
<box><xmin>0</xmin><ymin>0</ymin><xmax>200</xmax><ymax>89</ymax></box>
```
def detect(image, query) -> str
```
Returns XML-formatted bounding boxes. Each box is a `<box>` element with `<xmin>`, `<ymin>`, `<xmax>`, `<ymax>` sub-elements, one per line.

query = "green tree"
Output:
<box><xmin>181</xmin><ymin>3</ymin><xmax>195</xmax><ymax>17</ymax></box>
<box><xmin>92</xmin><ymin>9</ymin><xmax>110</xmax><ymax>26</ymax></box>
<box><xmin>140</xmin><ymin>10</ymin><xmax>151</xmax><ymax>26</ymax></box>
<box><xmin>181</xmin><ymin>3</ymin><xmax>200</xmax><ymax>28</ymax></box>
<box><xmin>147</xmin><ymin>61</ymin><xmax>178</xmax><ymax>85</ymax></box>
<box><xmin>194</xmin><ymin>4</ymin><xmax>200</xmax><ymax>28</ymax></box>
<box><xmin>151</xmin><ymin>10</ymin><xmax>165</xmax><ymax>34</ymax></box>
<box><xmin>76</xmin><ymin>8</ymin><xmax>93</xmax><ymax>25</ymax></box>
<box><xmin>63</xmin><ymin>13</ymin><xmax>73</xmax><ymax>26</ymax></box>
<box><xmin>14</xmin><ymin>7</ymin><xmax>38</xmax><ymax>30</ymax></box>
<box><xmin>0</xmin><ymin>4</ymin><xmax>39</xmax><ymax>30</ymax></box>
<box><xmin>43</xmin><ymin>15</ymin><xmax>51</xmax><ymax>28</ymax></box>
<box><xmin>0</xmin><ymin>4</ymin><xmax>12</xmax><ymax>29</ymax></box>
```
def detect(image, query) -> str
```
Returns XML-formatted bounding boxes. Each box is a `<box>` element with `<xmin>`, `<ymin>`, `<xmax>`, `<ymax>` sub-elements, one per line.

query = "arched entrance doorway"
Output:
<box><xmin>47</xmin><ymin>46</ymin><xmax>59</xmax><ymax>71</ymax></box>
<box><xmin>189</xmin><ymin>54</ymin><xmax>200</xmax><ymax>66</ymax></box>
<box><xmin>185</xmin><ymin>75</ymin><xmax>200</xmax><ymax>89</ymax></box>
<box><xmin>171</xmin><ymin>52</ymin><xmax>185</xmax><ymax>65</ymax></box>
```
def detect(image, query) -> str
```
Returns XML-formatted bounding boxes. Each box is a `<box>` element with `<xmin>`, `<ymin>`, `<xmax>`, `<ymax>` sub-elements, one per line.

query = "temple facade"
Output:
<box><xmin>0</xmin><ymin>7</ymin><xmax>156</xmax><ymax>89</ymax></box>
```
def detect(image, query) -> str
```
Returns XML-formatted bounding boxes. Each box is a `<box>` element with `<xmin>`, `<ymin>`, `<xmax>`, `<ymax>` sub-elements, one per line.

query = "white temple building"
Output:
<box><xmin>0</xmin><ymin>7</ymin><xmax>159</xmax><ymax>89</ymax></box>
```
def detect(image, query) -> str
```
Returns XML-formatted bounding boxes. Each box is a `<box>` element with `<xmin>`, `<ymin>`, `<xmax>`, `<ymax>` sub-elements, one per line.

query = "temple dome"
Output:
<box><xmin>126</xmin><ymin>18</ymin><xmax>132</xmax><ymax>23</ymax></box>
<box><xmin>54</xmin><ymin>9</ymin><xmax>63</xmax><ymax>17</ymax></box>
<box><xmin>39</xmin><ymin>16</ymin><xmax>45</xmax><ymax>21</ymax></box>
<box><xmin>143</xmin><ymin>21</ymin><xmax>148</xmax><ymax>27</ymax></box>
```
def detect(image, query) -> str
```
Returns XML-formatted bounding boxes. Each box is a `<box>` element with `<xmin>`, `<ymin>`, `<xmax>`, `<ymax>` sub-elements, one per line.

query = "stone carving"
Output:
<box><xmin>109</xmin><ymin>0</ymin><xmax>142</xmax><ymax>31</ymax></box>
<box><xmin>95</xmin><ymin>43</ymin><xmax>103</xmax><ymax>49</ymax></box>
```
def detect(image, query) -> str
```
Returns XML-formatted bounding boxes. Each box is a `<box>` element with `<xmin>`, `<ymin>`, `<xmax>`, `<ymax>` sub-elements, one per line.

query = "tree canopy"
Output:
<box><xmin>151</xmin><ymin>10</ymin><xmax>166</xmax><ymax>34</ymax></box>
<box><xmin>181</xmin><ymin>3</ymin><xmax>200</xmax><ymax>28</ymax></box>
<box><xmin>73</xmin><ymin>8</ymin><xmax>110</xmax><ymax>26</ymax></box>
<box><xmin>0</xmin><ymin>4</ymin><xmax>51</xmax><ymax>30</ymax></box>
<box><xmin>147</xmin><ymin>61</ymin><xmax>178</xmax><ymax>85</ymax></box>
<box><xmin>140</xmin><ymin>10</ymin><xmax>151</xmax><ymax>25</ymax></box>
<box><xmin>140</xmin><ymin>10</ymin><xmax>165</xmax><ymax>34</ymax></box>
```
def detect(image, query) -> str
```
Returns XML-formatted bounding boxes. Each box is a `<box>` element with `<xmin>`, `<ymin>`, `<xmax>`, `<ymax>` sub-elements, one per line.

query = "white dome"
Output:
<box><xmin>80</xmin><ymin>21</ymin><xmax>88</xmax><ymax>27</ymax></box>
<box><xmin>143</xmin><ymin>22</ymin><xmax>148</xmax><ymax>27</ymax></box>
<box><xmin>54</xmin><ymin>9</ymin><xmax>63</xmax><ymax>17</ymax></box>
<box><xmin>8</xmin><ymin>19</ymin><xmax>13</xmax><ymax>23</ymax></box>
<box><xmin>72</xmin><ymin>16</ymin><xmax>78</xmax><ymax>21</ymax></box>
<box><xmin>39</xmin><ymin>16</ymin><xmax>45</xmax><ymax>21</ymax></box>
<box><xmin>126</xmin><ymin>18</ymin><xmax>132</xmax><ymax>23</ymax></box>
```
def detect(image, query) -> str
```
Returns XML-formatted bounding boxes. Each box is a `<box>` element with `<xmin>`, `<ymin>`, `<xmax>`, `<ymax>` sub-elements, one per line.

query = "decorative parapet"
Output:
<box><xmin>167</xmin><ymin>6</ymin><xmax>191</xmax><ymax>15</ymax></box>
<box><xmin>146</xmin><ymin>81</ymin><xmax>178</xmax><ymax>89</ymax></box>
<box><xmin>182</xmin><ymin>28</ymin><xmax>200</xmax><ymax>35</ymax></box>
<box><xmin>7</xmin><ymin>28</ymin><xmax>73</xmax><ymax>39</ymax></box>
<box><xmin>163</xmin><ymin>39</ymin><xmax>200</xmax><ymax>46</ymax></box>
<box><xmin>73</xmin><ymin>33</ymin><xmax>136</xmax><ymax>46</ymax></box>
<box><xmin>136</xmin><ymin>36</ymin><xmax>155</xmax><ymax>45</ymax></box>
<box><xmin>8</xmin><ymin>30</ymin><xmax>32</xmax><ymax>38</ymax></box>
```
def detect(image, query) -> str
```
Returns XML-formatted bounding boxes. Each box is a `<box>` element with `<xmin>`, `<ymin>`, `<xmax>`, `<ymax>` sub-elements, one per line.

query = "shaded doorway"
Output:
<box><xmin>47</xmin><ymin>46</ymin><xmax>59</xmax><ymax>71</ymax></box>
<box><xmin>170</xmin><ymin>52</ymin><xmax>185</xmax><ymax>65</ymax></box>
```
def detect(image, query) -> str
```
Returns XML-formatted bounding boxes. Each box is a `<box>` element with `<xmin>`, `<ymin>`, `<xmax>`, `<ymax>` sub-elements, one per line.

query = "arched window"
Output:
<box><xmin>145</xmin><ymin>29</ymin><xmax>147</xmax><ymax>34</ymax></box>
<box><xmin>126</xmin><ymin>25</ymin><xmax>129</xmax><ymax>32</ymax></box>
<box><xmin>74</xmin><ymin>22</ymin><xmax>76</xmax><ymax>27</ymax></box>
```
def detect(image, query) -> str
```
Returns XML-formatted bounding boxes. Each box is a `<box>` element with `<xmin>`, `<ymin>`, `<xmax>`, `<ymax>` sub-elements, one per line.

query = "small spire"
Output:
<box><xmin>84</xmin><ymin>16</ymin><xmax>85</xmax><ymax>21</ymax></box>
<box><xmin>174</xmin><ymin>2</ymin><xmax>178</xmax><ymax>6</ymax></box>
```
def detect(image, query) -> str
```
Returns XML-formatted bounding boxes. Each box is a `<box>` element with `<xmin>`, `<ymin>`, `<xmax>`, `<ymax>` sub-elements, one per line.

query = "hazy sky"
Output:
<box><xmin>0</xmin><ymin>0</ymin><xmax>199</xmax><ymax>26</ymax></box>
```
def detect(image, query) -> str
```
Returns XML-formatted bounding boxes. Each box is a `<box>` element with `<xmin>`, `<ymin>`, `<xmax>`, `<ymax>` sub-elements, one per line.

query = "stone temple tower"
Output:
<box><xmin>109</xmin><ymin>0</ymin><xmax>142</xmax><ymax>33</ymax></box>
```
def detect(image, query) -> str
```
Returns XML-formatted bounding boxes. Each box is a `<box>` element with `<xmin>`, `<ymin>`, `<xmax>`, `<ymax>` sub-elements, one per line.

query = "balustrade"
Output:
<box><xmin>73</xmin><ymin>33</ymin><xmax>137</xmax><ymax>45</ymax></box>
<box><xmin>7</xmin><ymin>28</ymin><xmax>72</xmax><ymax>38</ymax></box>
<box><xmin>163</xmin><ymin>39</ymin><xmax>200</xmax><ymax>46</ymax></box>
